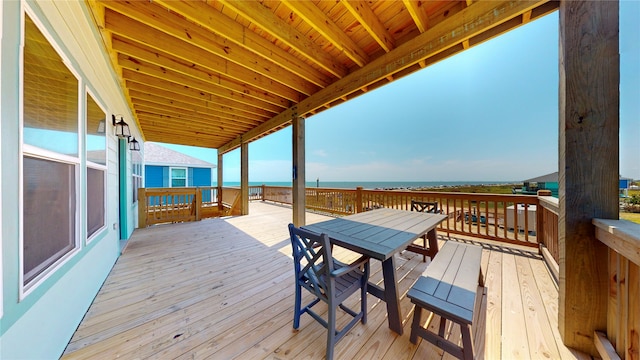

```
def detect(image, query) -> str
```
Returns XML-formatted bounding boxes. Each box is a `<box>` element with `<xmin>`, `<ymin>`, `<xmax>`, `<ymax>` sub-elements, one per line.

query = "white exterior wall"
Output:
<box><xmin>0</xmin><ymin>1</ymin><xmax>141</xmax><ymax>357</ymax></box>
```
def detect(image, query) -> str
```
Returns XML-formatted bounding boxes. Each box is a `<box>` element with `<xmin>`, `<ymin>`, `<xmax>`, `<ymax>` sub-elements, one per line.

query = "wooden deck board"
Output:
<box><xmin>62</xmin><ymin>202</ymin><xmax>590</xmax><ymax>360</ymax></box>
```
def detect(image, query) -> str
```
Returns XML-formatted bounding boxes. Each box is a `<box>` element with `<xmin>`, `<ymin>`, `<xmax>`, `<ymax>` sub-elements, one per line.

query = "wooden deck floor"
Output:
<box><xmin>62</xmin><ymin>202</ymin><xmax>591</xmax><ymax>360</ymax></box>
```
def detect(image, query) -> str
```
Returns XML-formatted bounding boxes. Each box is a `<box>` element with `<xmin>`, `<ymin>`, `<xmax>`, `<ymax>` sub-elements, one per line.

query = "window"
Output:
<box><xmin>86</xmin><ymin>92</ymin><xmax>106</xmax><ymax>239</ymax></box>
<box><xmin>22</xmin><ymin>14</ymin><xmax>80</xmax><ymax>288</ymax></box>
<box><xmin>132</xmin><ymin>151</ymin><xmax>142</xmax><ymax>203</ymax></box>
<box><xmin>170</xmin><ymin>167</ymin><xmax>187</xmax><ymax>187</ymax></box>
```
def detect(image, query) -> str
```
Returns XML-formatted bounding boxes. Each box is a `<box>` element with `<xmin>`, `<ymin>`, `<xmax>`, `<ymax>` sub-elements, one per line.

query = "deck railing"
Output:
<box><xmin>138</xmin><ymin>186</ymin><xmax>241</xmax><ymax>227</ymax></box>
<box><xmin>537</xmin><ymin>194</ymin><xmax>560</xmax><ymax>282</ymax></box>
<box><xmin>254</xmin><ymin>185</ymin><xmax>542</xmax><ymax>249</ymax></box>
<box><xmin>593</xmin><ymin>218</ymin><xmax>640</xmax><ymax>360</ymax></box>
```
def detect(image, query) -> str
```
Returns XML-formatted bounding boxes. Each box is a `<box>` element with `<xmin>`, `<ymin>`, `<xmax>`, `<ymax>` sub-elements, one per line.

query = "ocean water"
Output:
<box><xmin>217</xmin><ymin>180</ymin><xmax>517</xmax><ymax>190</ymax></box>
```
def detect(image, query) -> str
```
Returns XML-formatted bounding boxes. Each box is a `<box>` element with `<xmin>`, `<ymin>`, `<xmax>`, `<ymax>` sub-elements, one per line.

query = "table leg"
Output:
<box><xmin>427</xmin><ymin>229</ymin><xmax>439</xmax><ymax>259</ymax></box>
<box><xmin>381</xmin><ymin>255</ymin><xmax>403</xmax><ymax>335</ymax></box>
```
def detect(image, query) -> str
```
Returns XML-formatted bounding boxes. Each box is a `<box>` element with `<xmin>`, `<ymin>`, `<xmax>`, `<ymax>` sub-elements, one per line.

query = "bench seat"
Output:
<box><xmin>408</xmin><ymin>241</ymin><xmax>486</xmax><ymax>360</ymax></box>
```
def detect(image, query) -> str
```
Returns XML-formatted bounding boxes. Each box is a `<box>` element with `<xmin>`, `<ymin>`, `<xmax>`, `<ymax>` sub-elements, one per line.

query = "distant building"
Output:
<box><xmin>619</xmin><ymin>177</ymin><xmax>633</xmax><ymax>197</ymax></box>
<box><xmin>144</xmin><ymin>142</ymin><xmax>216</xmax><ymax>189</ymax></box>
<box><xmin>521</xmin><ymin>172</ymin><xmax>559</xmax><ymax>197</ymax></box>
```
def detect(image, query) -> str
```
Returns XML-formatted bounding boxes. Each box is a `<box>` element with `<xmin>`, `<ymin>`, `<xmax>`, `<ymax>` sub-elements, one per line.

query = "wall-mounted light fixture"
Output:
<box><xmin>112</xmin><ymin>114</ymin><xmax>131</xmax><ymax>139</ymax></box>
<box><xmin>129</xmin><ymin>136</ymin><xmax>140</xmax><ymax>151</ymax></box>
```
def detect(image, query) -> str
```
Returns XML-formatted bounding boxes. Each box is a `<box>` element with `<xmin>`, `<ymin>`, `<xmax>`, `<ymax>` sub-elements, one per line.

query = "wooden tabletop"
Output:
<box><xmin>302</xmin><ymin>208</ymin><xmax>447</xmax><ymax>261</ymax></box>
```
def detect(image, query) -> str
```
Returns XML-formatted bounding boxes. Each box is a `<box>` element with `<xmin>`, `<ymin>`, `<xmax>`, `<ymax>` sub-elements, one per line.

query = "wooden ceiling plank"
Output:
<box><xmin>155</xmin><ymin>0</ymin><xmax>337</xmax><ymax>87</ymax></box>
<box><xmin>137</xmin><ymin>117</ymin><xmax>238</xmax><ymax>139</ymax></box>
<box><xmin>219</xmin><ymin>0</ymin><xmax>551</xmax><ymax>153</ymax></box>
<box><xmin>132</xmin><ymin>101</ymin><xmax>257</xmax><ymax>130</ymax></box>
<box><xmin>125</xmin><ymin>80</ymin><xmax>275</xmax><ymax>119</ymax></box>
<box><xmin>402</xmin><ymin>0</ymin><xmax>430</xmax><ymax>33</ymax></box>
<box><xmin>128</xmin><ymin>89</ymin><xmax>263</xmax><ymax>126</ymax></box>
<box><xmin>99</xmin><ymin>0</ymin><xmax>316</xmax><ymax>97</ymax></box>
<box><xmin>105</xmin><ymin>11</ymin><xmax>305</xmax><ymax>102</ymax></box>
<box><xmin>281</xmin><ymin>0</ymin><xmax>369</xmax><ymax>67</ymax></box>
<box><xmin>122</xmin><ymin>69</ymin><xmax>283</xmax><ymax>115</ymax></box>
<box><xmin>216</xmin><ymin>0</ymin><xmax>348</xmax><ymax>80</ymax></box>
<box><xmin>342</xmin><ymin>0</ymin><xmax>395</xmax><ymax>53</ymax></box>
<box><xmin>117</xmin><ymin>53</ymin><xmax>288</xmax><ymax>110</ymax></box>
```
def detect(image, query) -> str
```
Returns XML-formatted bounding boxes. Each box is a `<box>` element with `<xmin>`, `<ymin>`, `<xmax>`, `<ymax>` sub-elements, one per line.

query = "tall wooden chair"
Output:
<box><xmin>288</xmin><ymin>224</ymin><xmax>370</xmax><ymax>360</ymax></box>
<box><xmin>408</xmin><ymin>199</ymin><xmax>440</xmax><ymax>262</ymax></box>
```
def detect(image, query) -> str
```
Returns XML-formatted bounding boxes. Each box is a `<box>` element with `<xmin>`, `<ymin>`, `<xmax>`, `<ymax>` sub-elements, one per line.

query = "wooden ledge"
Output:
<box><xmin>593</xmin><ymin>218</ymin><xmax>640</xmax><ymax>266</ymax></box>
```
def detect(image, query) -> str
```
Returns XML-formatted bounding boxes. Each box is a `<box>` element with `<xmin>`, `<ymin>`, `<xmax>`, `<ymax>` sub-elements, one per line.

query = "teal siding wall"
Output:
<box><xmin>0</xmin><ymin>1</ymin><xmax>137</xmax><ymax>357</ymax></box>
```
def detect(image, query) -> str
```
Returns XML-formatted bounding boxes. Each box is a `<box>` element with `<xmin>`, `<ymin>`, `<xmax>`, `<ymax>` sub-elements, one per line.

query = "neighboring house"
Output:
<box><xmin>144</xmin><ymin>143</ymin><xmax>216</xmax><ymax>189</ymax></box>
<box><xmin>144</xmin><ymin>143</ymin><xmax>216</xmax><ymax>204</ymax></box>
<box><xmin>521</xmin><ymin>172</ymin><xmax>559</xmax><ymax>197</ymax></box>
<box><xmin>619</xmin><ymin>176</ymin><xmax>633</xmax><ymax>197</ymax></box>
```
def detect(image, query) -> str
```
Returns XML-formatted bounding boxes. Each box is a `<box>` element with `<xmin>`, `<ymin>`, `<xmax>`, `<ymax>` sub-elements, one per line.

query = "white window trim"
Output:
<box><xmin>85</xmin><ymin>88</ymin><xmax>108</xmax><ymax>244</ymax></box>
<box><xmin>170</xmin><ymin>166</ymin><xmax>188</xmax><ymax>188</ymax></box>
<box><xmin>19</xmin><ymin>5</ymin><xmax>82</xmax><ymax>299</ymax></box>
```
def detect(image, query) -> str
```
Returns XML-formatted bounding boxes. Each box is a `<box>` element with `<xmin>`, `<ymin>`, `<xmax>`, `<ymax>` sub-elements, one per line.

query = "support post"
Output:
<box><xmin>558</xmin><ymin>0</ymin><xmax>619</xmax><ymax>355</ymax></box>
<box><xmin>217</xmin><ymin>150</ymin><xmax>223</xmax><ymax>213</ymax></box>
<box><xmin>240</xmin><ymin>142</ymin><xmax>249</xmax><ymax>215</ymax></box>
<box><xmin>138</xmin><ymin>187</ymin><xmax>147</xmax><ymax>228</ymax></box>
<box><xmin>292</xmin><ymin>110</ymin><xmax>305</xmax><ymax>226</ymax></box>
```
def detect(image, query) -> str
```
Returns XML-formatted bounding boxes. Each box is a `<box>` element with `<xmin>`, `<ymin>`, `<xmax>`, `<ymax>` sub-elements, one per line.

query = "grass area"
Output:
<box><xmin>620</xmin><ymin>212</ymin><xmax>640</xmax><ymax>224</ymax></box>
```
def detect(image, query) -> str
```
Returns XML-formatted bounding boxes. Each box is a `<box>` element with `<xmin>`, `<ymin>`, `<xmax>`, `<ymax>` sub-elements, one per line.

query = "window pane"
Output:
<box><xmin>86</xmin><ymin>94</ymin><xmax>106</xmax><ymax>165</ymax></box>
<box><xmin>23</xmin><ymin>156</ymin><xmax>76</xmax><ymax>285</ymax></box>
<box><xmin>171</xmin><ymin>168</ymin><xmax>186</xmax><ymax>178</ymax></box>
<box><xmin>23</xmin><ymin>15</ymin><xmax>79</xmax><ymax>156</ymax></box>
<box><xmin>172</xmin><ymin>179</ymin><xmax>186</xmax><ymax>187</ymax></box>
<box><xmin>87</xmin><ymin>167</ymin><xmax>105</xmax><ymax>237</ymax></box>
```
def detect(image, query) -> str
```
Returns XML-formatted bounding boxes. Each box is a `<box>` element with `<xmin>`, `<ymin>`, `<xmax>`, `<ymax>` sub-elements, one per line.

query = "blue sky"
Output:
<box><xmin>157</xmin><ymin>3</ymin><xmax>639</xmax><ymax>183</ymax></box>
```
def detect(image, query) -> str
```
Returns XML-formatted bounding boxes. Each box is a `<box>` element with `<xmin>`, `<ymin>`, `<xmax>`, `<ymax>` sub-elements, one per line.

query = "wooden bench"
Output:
<box><xmin>407</xmin><ymin>241</ymin><xmax>486</xmax><ymax>360</ymax></box>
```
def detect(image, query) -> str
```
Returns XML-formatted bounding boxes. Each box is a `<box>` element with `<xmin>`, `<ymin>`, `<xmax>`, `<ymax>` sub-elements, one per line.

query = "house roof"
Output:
<box><xmin>86</xmin><ymin>1</ymin><xmax>558</xmax><ymax>152</ymax></box>
<box><xmin>144</xmin><ymin>142</ymin><xmax>216</xmax><ymax>168</ymax></box>
<box><xmin>525</xmin><ymin>172</ymin><xmax>558</xmax><ymax>183</ymax></box>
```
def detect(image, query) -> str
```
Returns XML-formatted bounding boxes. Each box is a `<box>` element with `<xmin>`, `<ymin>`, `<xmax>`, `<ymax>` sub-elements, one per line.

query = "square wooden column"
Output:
<box><xmin>217</xmin><ymin>150</ymin><xmax>223</xmax><ymax>213</ymax></box>
<box><xmin>558</xmin><ymin>0</ymin><xmax>619</xmax><ymax>355</ymax></box>
<box><xmin>240</xmin><ymin>142</ymin><xmax>249</xmax><ymax>215</ymax></box>
<box><xmin>292</xmin><ymin>112</ymin><xmax>305</xmax><ymax>227</ymax></box>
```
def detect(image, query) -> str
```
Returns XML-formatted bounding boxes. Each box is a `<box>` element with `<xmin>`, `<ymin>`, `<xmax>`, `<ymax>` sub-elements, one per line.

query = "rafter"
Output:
<box><xmin>100</xmin><ymin>0</ymin><xmax>316</xmax><ymax>97</ymax></box>
<box><xmin>403</xmin><ymin>0</ymin><xmax>430</xmax><ymax>33</ymax></box>
<box><xmin>342</xmin><ymin>0</ymin><xmax>395</xmax><ymax>53</ymax></box>
<box><xmin>281</xmin><ymin>0</ymin><xmax>370</xmax><ymax>67</ymax></box>
<box><xmin>215</xmin><ymin>0</ymin><xmax>347</xmax><ymax>80</ymax></box>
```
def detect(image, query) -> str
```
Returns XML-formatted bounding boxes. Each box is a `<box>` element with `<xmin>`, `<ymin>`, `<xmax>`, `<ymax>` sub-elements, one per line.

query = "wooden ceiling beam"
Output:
<box><xmin>160</xmin><ymin>0</ymin><xmax>340</xmax><ymax>85</ymax></box>
<box><xmin>131</xmin><ymin>101</ymin><xmax>257</xmax><ymax>131</ymax></box>
<box><xmin>219</xmin><ymin>0</ymin><xmax>551</xmax><ymax>154</ymax></box>
<box><xmin>121</xmin><ymin>69</ymin><xmax>283</xmax><ymax>115</ymax></box>
<box><xmin>281</xmin><ymin>0</ymin><xmax>370</xmax><ymax>67</ymax></box>
<box><xmin>342</xmin><ymin>0</ymin><xmax>395</xmax><ymax>52</ymax></box>
<box><xmin>136</xmin><ymin>115</ymin><xmax>240</xmax><ymax>139</ymax></box>
<box><xmin>403</xmin><ymin>0</ymin><xmax>430</xmax><ymax>33</ymax></box>
<box><xmin>105</xmin><ymin>12</ymin><xmax>307</xmax><ymax>102</ymax></box>
<box><xmin>99</xmin><ymin>0</ymin><xmax>316</xmax><ymax>97</ymax></box>
<box><xmin>117</xmin><ymin>54</ymin><xmax>288</xmax><ymax>110</ymax></box>
<box><xmin>128</xmin><ymin>90</ymin><xmax>263</xmax><ymax>126</ymax></box>
<box><xmin>125</xmin><ymin>80</ymin><xmax>275</xmax><ymax>120</ymax></box>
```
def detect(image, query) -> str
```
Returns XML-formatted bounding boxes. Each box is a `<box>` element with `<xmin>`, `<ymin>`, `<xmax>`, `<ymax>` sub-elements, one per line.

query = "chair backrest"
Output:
<box><xmin>411</xmin><ymin>200</ymin><xmax>438</xmax><ymax>213</ymax></box>
<box><xmin>288</xmin><ymin>224</ymin><xmax>334</xmax><ymax>301</ymax></box>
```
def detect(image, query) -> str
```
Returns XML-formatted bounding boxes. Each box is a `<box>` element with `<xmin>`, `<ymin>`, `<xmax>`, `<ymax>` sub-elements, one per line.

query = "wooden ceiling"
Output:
<box><xmin>87</xmin><ymin>0</ymin><xmax>558</xmax><ymax>153</ymax></box>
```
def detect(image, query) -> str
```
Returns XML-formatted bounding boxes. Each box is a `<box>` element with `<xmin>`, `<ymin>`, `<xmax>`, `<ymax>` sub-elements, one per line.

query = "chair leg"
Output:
<box><xmin>293</xmin><ymin>283</ymin><xmax>302</xmax><ymax>329</ymax></box>
<box><xmin>326</xmin><ymin>305</ymin><xmax>337</xmax><ymax>360</ymax></box>
<box><xmin>361</xmin><ymin>264</ymin><xmax>368</xmax><ymax>324</ymax></box>
<box><xmin>422</xmin><ymin>236</ymin><xmax>427</xmax><ymax>262</ymax></box>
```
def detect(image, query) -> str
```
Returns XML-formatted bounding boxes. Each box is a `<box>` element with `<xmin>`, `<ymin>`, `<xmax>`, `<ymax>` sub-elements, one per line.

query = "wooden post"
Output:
<box><xmin>240</xmin><ymin>142</ymin><xmax>249</xmax><ymax>215</ymax></box>
<box><xmin>261</xmin><ymin>184</ymin><xmax>266</xmax><ymax>201</ymax></box>
<box><xmin>356</xmin><ymin>187</ymin><xmax>363</xmax><ymax>213</ymax></box>
<box><xmin>558</xmin><ymin>0</ymin><xmax>619</xmax><ymax>355</ymax></box>
<box><xmin>292</xmin><ymin>110</ymin><xmax>305</xmax><ymax>227</ymax></box>
<box><xmin>194</xmin><ymin>187</ymin><xmax>202</xmax><ymax>221</ymax></box>
<box><xmin>138</xmin><ymin>187</ymin><xmax>147</xmax><ymax>228</ymax></box>
<box><xmin>217</xmin><ymin>150</ymin><xmax>223</xmax><ymax>213</ymax></box>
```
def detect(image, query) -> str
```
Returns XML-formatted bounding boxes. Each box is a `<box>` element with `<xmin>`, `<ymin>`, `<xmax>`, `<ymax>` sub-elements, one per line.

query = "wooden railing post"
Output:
<box><xmin>536</xmin><ymin>190</ymin><xmax>551</xmax><ymax>248</ymax></box>
<box><xmin>356</xmin><ymin>187</ymin><xmax>363</xmax><ymax>213</ymax></box>
<box><xmin>138</xmin><ymin>187</ymin><xmax>147</xmax><ymax>228</ymax></box>
<box><xmin>195</xmin><ymin>187</ymin><xmax>202</xmax><ymax>221</ymax></box>
<box><xmin>262</xmin><ymin>184</ymin><xmax>266</xmax><ymax>201</ymax></box>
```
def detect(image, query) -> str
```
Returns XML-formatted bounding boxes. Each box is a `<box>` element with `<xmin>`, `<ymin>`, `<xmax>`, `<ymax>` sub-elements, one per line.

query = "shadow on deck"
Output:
<box><xmin>62</xmin><ymin>202</ymin><xmax>591</xmax><ymax>359</ymax></box>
